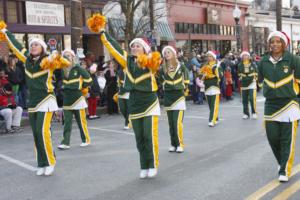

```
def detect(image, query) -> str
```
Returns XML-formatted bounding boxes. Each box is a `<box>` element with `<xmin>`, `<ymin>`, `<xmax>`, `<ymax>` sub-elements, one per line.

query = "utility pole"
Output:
<box><xmin>71</xmin><ymin>0</ymin><xmax>83</xmax><ymax>50</ymax></box>
<box><xmin>276</xmin><ymin>0</ymin><xmax>282</xmax><ymax>31</ymax></box>
<box><xmin>149</xmin><ymin>0</ymin><xmax>155</xmax><ymax>30</ymax></box>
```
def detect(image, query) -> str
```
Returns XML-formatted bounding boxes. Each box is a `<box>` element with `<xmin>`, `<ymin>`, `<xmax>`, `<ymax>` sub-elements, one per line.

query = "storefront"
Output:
<box><xmin>166</xmin><ymin>0</ymin><xmax>249</xmax><ymax>56</ymax></box>
<box><xmin>0</xmin><ymin>0</ymin><xmax>106</xmax><ymax>58</ymax></box>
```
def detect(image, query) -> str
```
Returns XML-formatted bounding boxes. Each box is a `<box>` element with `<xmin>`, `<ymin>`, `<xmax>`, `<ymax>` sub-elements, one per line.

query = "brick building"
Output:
<box><xmin>0</xmin><ymin>0</ymin><xmax>107</xmax><ymax>59</ymax></box>
<box><xmin>166</xmin><ymin>0</ymin><xmax>249</xmax><ymax>55</ymax></box>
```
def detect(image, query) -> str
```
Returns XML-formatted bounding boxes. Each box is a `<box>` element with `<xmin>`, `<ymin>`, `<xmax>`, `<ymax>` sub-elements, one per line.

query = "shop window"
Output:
<box><xmin>203</xmin><ymin>24</ymin><xmax>207</xmax><ymax>34</ymax></box>
<box><xmin>216</xmin><ymin>25</ymin><xmax>220</xmax><ymax>35</ymax></box>
<box><xmin>223</xmin><ymin>26</ymin><xmax>227</xmax><ymax>35</ymax></box>
<box><xmin>220</xmin><ymin>25</ymin><xmax>223</xmax><ymax>35</ymax></box>
<box><xmin>64</xmin><ymin>35</ymin><xmax>71</xmax><ymax>50</ymax></box>
<box><xmin>0</xmin><ymin>0</ymin><xmax>3</xmax><ymax>21</ymax></box>
<box><xmin>65</xmin><ymin>7</ymin><xmax>71</xmax><ymax>26</ymax></box>
<box><xmin>7</xmin><ymin>1</ymin><xmax>17</xmax><ymax>23</ymax></box>
<box><xmin>188</xmin><ymin>23</ymin><xmax>194</xmax><ymax>33</ymax></box>
<box><xmin>194</xmin><ymin>24</ymin><xmax>200</xmax><ymax>34</ymax></box>
<box><xmin>184</xmin><ymin>23</ymin><xmax>189</xmax><ymax>33</ymax></box>
<box><xmin>175</xmin><ymin>23</ymin><xmax>180</xmax><ymax>33</ymax></box>
<box><xmin>227</xmin><ymin>26</ymin><xmax>231</xmax><ymax>36</ymax></box>
<box><xmin>199</xmin><ymin>24</ymin><xmax>203</xmax><ymax>34</ymax></box>
<box><xmin>178</xmin><ymin>23</ymin><xmax>184</xmax><ymax>33</ymax></box>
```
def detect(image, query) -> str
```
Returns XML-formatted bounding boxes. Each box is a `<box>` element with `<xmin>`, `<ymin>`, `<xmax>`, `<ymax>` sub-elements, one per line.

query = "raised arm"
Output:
<box><xmin>86</xmin><ymin>14</ymin><xmax>127</xmax><ymax>69</ymax></box>
<box><xmin>0</xmin><ymin>21</ymin><xmax>28</xmax><ymax>63</ymax></box>
<box><xmin>100</xmin><ymin>31</ymin><xmax>127</xmax><ymax>69</ymax></box>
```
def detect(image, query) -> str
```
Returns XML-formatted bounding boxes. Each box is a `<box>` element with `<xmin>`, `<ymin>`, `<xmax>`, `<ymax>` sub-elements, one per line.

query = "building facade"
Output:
<box><xmin>0</xmin><ymin>0</ymin><xmax>107</xmax><ymax>58</ymax></box>
<box><xmin>166</xmin><ymin>0</ymin><xmax>249</xmax><ymax>56</ymax></box>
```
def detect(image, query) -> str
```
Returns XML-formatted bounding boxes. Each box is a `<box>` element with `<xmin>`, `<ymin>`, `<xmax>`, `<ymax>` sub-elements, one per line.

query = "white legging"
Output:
<box><xmin>0</xmin><ymin>107</ymin><xmax>23</xmax><ymax>130</ymax></box>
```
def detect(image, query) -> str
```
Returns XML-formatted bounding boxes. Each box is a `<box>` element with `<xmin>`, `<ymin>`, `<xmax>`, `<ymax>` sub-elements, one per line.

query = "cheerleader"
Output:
<box><xmin>238</xmin><ymin>51</ymin><xmax>258</xmax><ymax>119</ymax></box>
<box><xmin>57</xmin><ymin>49</ymin><xmax>92</xmax><ymax>150</ymax></box>
<box><xmin>258</xmin><ymin>31</ymin><xmax>300</xmax><ymax>182</ymax></box>
<box><xmin>200</xmin><ymin>51</ymin><xmax>222</xmax><ymax>127</ymax></box>
<box><xmin>87</xmin><ymin>14</ymin><xmax>161</xmax><ymax>178</ymax></box>
<box><xmin>158</xmin><ymin>46</ymin><xmax>189</xmax><ymax>153</ymax></box>
<box><xmin>117</xmin><ymin>68</ymin><xmax>130</xmax><ymax>129</ymax></box>
<box><xmin>0</xmin><ymin>21</ymin><xmax>70</xmax><ymax>176</ymax></box>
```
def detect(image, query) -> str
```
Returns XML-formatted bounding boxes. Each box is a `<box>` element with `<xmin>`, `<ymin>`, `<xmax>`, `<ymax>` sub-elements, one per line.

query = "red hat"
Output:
<box><xmin>130</xmin><ymin>38</ymin><xmax>151</xmax><ymax>54</ymax></box>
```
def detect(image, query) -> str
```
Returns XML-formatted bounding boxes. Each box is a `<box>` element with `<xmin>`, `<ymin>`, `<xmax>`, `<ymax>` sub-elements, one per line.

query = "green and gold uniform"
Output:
<box><xmin>100</xmin><ymin>31</ymin><xmax>160</xmax><ymax>170</ymax></box>
<box><xmin>60</xmin><ymin>64</ymin><xmax>92</xmax><ymax>146</ymax></box>
<box><xmin>258</xmin><ymin>51</ymin><xmax>300</xmax><ymax>177</ymax></box>
<box><xmin>201</xmin><ymin>61</ymin><xmax>222</xmax><ymax>124</ymax></box>
<box><xmin>157</xmin><ymin>63</ymin><xmax>189</xmax><ymax>149</ymax></box>
<box><xmin>117</xmin><ymin>69</ymin><xmax>130</xmax><ymax>127</ymax></box>
<box><xmin>2</xmin><ymin>30</ymin><xmax>69</xmax><ymax>167</ymax></box>
<box><xmin>238</xmin><ymin>61</ymin><xmax>258</xmax><ymax>117</ymax></box>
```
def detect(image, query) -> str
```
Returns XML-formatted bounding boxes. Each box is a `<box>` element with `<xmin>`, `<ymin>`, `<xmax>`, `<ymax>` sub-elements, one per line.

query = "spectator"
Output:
<box><xmin>5</xmin><ymin>55</ymin><xmax>23</xmax><ymax>104</ymax></box>
<box><xmin>105</xmin><ymin>60</ymin><xmax>118</xmax><ymax>114</ymax></box>
<box><xmin>195</xmin><ymin>75</ymin><xmax>205</xmax><ymax>105</ymax></box>
<box><xmin>224</xmin><ymin>67</ymin><xmax>233</xmax><ymax>100</ymax></box>
<box><xmin>87</xmin><ymin>63</ymin><xmax>100</xmax><ymax>119</ymax></box>
<box><xmin>0</xmin><ymin>68</ymin><xmax>8</xmax><ymax>87</ymax></box>
<box><xmin>190</xmin><ymin>52</ymin><xmax>201</xmax><ymax>69</ymax></box>
<box><xmin>96</xmin><ymin>69</ymin><xmax>106</xmax><ymax>107</ymax></box>
<box><xmin>188</xmin><ymin>65</ymin><xmax>198</xmax><ymax>103</ymax></box>
<box><xmin>0</xmin><ymin>84</ymin><xmax>23</xmax><ymax>133</ymax></box>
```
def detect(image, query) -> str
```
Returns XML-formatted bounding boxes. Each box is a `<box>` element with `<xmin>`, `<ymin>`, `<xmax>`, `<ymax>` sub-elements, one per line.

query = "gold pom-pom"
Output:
<box><xmin>40</xmin><ymin>57</ymin><xmax>51</xmax><ymax>70</ymax></box>
<box><xmin>0</xmin><ymin>21</ymin><xmax>7</xmax><ymax>42</ymax></box>
<box><xmin>113</xmin><ymin>93</ymin><xmax>118</xmax><ymax>103</ymax></box>
<box><xmin>81</xmin><ymin>88</ymin><xmax>89</xmax><ymax>97</ymax></box>
<box><xmin>147</xmin><ymin>51</ymin><xmax>161</xmax><ymax>72</ymax></box>
<box><xmin>87</xmin><ymin>13</ymin><xmax>106</xmax><ymax>33</ymax></box>
<box><xmin>40</xmin><ymin>54</ymin><xmax>70</xmax><ymax>70</ymax></box>
<box><xmin>137</xmin><ymin>54</ymin><xmax>148</xmax><ymax>67</ymax></box>
<box><xmin>200</xmin><ymin>65</ymin><xmax>214</xmax><ymax>78</ymax></box>
<box><xmin>0</xmin><ymin>21</ymin><xmax>7</xmax><ymax>30</ymax></box>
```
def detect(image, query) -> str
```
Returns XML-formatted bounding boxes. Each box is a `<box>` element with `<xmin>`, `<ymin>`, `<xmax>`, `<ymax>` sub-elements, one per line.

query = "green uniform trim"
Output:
<box><xmin>238</xmin><ymin>62</ymin><xmax>258</xmax><ymax>88</ymax></box>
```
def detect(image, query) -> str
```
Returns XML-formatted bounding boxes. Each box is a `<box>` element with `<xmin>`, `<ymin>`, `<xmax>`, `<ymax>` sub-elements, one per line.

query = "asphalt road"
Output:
<box><xmin>1</xmin><ymin>93</ymin><xmax>300</xmax><ymax>200</ymax></box>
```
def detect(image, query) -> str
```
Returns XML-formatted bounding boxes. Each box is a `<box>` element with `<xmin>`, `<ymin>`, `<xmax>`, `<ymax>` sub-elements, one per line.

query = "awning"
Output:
<box><xmin>108</xmin><ymin>18</ymin><xmax>174</xmax><ymax>41</ymax></box>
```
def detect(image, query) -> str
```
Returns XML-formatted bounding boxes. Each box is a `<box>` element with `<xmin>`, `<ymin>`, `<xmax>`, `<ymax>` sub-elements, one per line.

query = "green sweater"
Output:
<box><xmin>3</xmin><ymin>30</ymin><xmax>68</xmax><ymax>112</ymax></box>
<box><xmin>238</xmin><ymin>62</ymin><xmax>258</xmax><ymax>88</ymax></box>
<box><xmin>62</xmin><ymin>64</ymin><xmax>92</xmax><ymax>108</ymax></box>
<box><xmin>100</xmin><ymin>31</ymin><xmax>159</xmax><ymax>118</ymax></box>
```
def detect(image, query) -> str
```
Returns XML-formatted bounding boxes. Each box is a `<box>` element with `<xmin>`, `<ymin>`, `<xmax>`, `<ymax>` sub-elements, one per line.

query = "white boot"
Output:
<box><xmin>252</xmin><ymin>113</ymin><xmax>258</xmax><ymax>119</ymax></box>
<box><xmin>242</xmin><ymin>114</ymin><xmax>249</xmax><ymax>119</ymax></box>
<box><xmin>208</xmin><ymin>122</ymin><xmax>214</xmax><ymax>127</ymax></box>
<box><xmin>80</xmin><ymin>142</ymin><xmax>90</xmax><ymax>147</ymax></box>
<box><xmin>57</xmin><ymin>144</ymin><xmax>70</xmax><ymax>150</ymax></box>
<box><xmin>148</xmin><ymin>168</ymin><xmax>157</xmax><ymax>178</ymax></box>
<box><xmin>176</xmin><ymin>146</ymin><xmax>184</xmax><ymax>153</ymax></box>
<box><xmin>278</xmin><ymin>175</ymin><xmax>289</xmax><ymax>182</ymax></box>
<box><xmin>36</xmin><ymin>168</ymin><xmax>45</xmax><ymax>176</ymax></box>
<box><xmin>44</xmin><ymin>166</ymin><xmax>55</xmax><ymax>176</ymax></box>
<box><xmin>139</xmin><ymin>169</ymin><xmax>148</xmax><ymax>179</ymax></box>
<box><xmin>168</xmin><ymin>146</ymin><xmax>176</xmax><ymax>152</ymax></box>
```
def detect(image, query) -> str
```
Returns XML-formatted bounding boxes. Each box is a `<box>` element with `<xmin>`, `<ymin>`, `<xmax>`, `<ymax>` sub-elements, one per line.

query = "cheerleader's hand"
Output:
<box><xmin>81</xmin><ymin>88</ymin><xmax>89</xmax><ymax>97</ymax></box>
<box><xmin>184</xmin><ymin>88</ymin><xmax>189</xmax><ymax>97</ymax></box>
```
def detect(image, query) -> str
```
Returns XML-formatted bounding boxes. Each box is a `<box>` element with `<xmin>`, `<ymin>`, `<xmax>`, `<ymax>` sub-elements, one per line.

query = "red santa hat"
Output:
<box><xmin>129</xmin><ymin>38</ymin><xmax>151</xmax><ymax>54</ymax></box>
<box><xmin>267</xmin><ymin>31</ymin><xmax>290</xmax><ymax>47</ymax></box>
<box><xmin>206</xmin><ymin>50</ymin><xmax>217</xmax><ymax>60</ymax></box>
<box><xmin>240</xmin><ymin>51</ymin><xmax>250</xmax><ymax>58</ymax></box>
<box><xmin>162</xmin><ymin>46</ymin><xmax>177</xmax><ymax>57</ymax></box>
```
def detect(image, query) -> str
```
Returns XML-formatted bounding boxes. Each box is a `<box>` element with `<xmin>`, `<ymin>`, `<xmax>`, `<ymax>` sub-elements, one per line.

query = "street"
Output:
<box><xmin>1</xmin><ymin>94</ymin><xmax>300</xmax><ymax>200</ymax></box>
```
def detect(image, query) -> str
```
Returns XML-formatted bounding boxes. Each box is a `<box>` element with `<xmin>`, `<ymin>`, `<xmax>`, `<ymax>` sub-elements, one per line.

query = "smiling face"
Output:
<box><xmin>270</xmin><ymin>37</ymin><xmax>285</xmax><ymax>54</ymax></box>
<box><xmin>30</xmin><ymin>42</ymin><xmax>43</xmax><ymax>57</ymax></box>
<box><xmin>163</xmin><ymin>48</ymin><xmax>175</xmax><ymax>61</ymax></box>
<box><xmin>130</xmin><ymin>42</ymin><xmax>145</xmax><ymax>56</ymax></box>
<box><xmin>207</xmin><ymin>54</ymin><xmax>215</xmax><ymax>62</ymax></box>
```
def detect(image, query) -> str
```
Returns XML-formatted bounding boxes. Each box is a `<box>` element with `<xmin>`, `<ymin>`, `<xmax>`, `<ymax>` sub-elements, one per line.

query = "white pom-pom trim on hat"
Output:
<box><xmin>206</xmin><ymin>51</ymin><xmax>217</xmax><ymax>60</ymax></box>
<box><xmin>129</xmin><ymin>38</ymin><xmax>151</xmax><ymax>54</ymax></box>
<box><xmin>29</xmin><ymin>38</ymin><xmax>47</xmax><ymax>53</ymax></box>
<box><xmin>267</xmin><ymin>31</ymin><xmax>288</xmax><ymax>46</ymax></box>
<box><xmin>162</xmin><ymin>46</ymin><xmax>177</xmax><ymax>57</ymax></box>
<box><xmin>240</xmin><ymin>51</ymin><xmax>250</xmax><ymax>58</ymax></box>
<box><xmin>62</xmin><ymin>49</ymin><xmax>75</xmax><ymax>57</ymax></box>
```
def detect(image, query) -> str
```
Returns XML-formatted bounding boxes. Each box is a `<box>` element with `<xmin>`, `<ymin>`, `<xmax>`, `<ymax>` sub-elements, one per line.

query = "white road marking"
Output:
<box><xmin>89</xmin><ymin>127</ymin><xmax>134</xmax><ymax>136</ymax></box>
<box><xmin>0</xmin><ymin>153</ymin><xmax>37</xmax><ymax>171</ymax></box>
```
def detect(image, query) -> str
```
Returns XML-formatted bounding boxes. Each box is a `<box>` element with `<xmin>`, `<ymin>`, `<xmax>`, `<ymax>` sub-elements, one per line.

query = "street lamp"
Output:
<box><xmin>233</xmin><ymin>4</ymin><xmax>241</xmax><ymax>52</ymax></box>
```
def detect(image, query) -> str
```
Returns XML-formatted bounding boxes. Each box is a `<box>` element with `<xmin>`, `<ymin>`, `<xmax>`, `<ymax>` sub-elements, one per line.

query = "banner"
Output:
<box><xmin>26</xmin><ymin>1</ymin><xmax>65</xmax><ymax>26</ymax></box>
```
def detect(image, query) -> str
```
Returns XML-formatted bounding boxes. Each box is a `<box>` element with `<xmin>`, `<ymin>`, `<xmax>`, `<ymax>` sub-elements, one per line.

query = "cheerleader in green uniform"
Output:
<box><xmin>238</xmin><ymin>51</ymin><xmax>258</xmax><ymax>119</ymax></box>
<box><xmin>87</xmin><ymin>14</ymin><xmax>161</xmax><ymax>178</ymax></box>
<box><xmin>57</xmin><ymin>49</ymin><xmax>92</xmax><ymax>150</ymax></box>
<box><xmin>158</xmin><ymin>46</ymin><xmax>189</xmax><ymax>153</ymax></box>
<box><xmin>200</xmin><ymin>51</ymin><xmax>222</xmax><ymax>127</ymax></box>
<box><xmin>258</xmin><ymin>31</ymin><xmax>300</xmax><ymax>182</ymax></box>
<box><xmin>117</xmin><ymin>69</ymin><xmax>130</xmax><ymax>130</ymax></box>
<box><xmin>0</xmin><ymin>21</ymin><xmax>70</xmax><ymax>176</ymax></box>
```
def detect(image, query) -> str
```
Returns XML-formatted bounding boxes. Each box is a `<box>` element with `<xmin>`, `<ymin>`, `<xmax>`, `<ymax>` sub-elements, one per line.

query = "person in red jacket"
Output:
<box><xmin>0</xmin><ymin>83</ymin><xmax>23</xmax><ymax>133</ymax></box>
